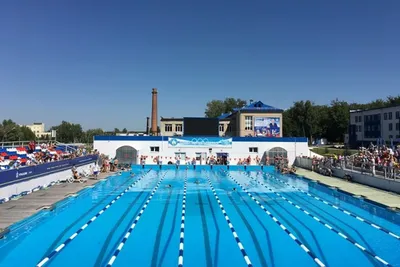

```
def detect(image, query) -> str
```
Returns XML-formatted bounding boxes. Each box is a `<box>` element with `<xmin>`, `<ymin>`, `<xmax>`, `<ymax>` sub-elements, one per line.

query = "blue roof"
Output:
<box><xmin>238</xmin><ymin>101</ymin><xmax>283</xmax><ymax>112</ymax></box>
<box><xmin>217</xmin><ymin>113</ymin><xmax>231</xmax><ymax>120</ymax></box>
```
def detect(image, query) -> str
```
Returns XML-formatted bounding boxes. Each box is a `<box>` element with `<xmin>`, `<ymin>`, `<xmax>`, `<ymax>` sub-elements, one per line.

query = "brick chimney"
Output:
<box><xmin>151</xmin><ymin>88</ymin><xmax>158</xmax><ymax>135</ymax></box>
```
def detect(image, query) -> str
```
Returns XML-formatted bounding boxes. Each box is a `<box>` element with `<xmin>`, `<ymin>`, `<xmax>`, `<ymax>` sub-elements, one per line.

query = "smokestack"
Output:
<box><xmin>146</xmin><ymin>117</ymin><xmax>150</xmax><ymax>135</ymax></box>
<box><xmin>151</xmin><ymin>88</ymin><xmax>158</xmax><ymax>136</ymax></box>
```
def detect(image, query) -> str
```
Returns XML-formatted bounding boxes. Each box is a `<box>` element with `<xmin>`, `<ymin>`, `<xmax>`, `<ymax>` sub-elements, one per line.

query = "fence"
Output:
<box><xmin>294</xmin><ymin>157</ymin><xmax>400</xmax><ymax>194</ymax></box>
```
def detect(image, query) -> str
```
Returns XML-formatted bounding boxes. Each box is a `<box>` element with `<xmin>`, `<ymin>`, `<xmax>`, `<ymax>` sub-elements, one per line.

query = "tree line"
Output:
<box><xmin>205</xmin><ymin>96</ymin><xmax>400</xmax><ymax>143</ymax></box>
<box><xmin>0</xmin><ymin>120</ymin><xmax>132</xmax><ymax>144</ymax></box>
<box><xmin>2</xmin><ymin>95</ymin><xmax>399</xmax><ymax>144</ymax></box>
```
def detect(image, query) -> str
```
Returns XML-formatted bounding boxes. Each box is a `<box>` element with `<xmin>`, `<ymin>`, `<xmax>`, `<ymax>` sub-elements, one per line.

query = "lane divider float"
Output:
<box><xmin>265</xmin><ymin>173</ymin><xmax>400</xmax><ymax>241</ymax></box>
<box><xmin>105</xmin><ymin>171</ymin><xmax>168</xmax><ymax>267</ymax></box>
<box><xmin>223</xmin><ymin>171</ymin><xmax>325</xmax><ymax>267</ymax></box>
<box><xmin>177</xmin><ymin>172</ymin><xmax>187</xmax><ymax>267</ymax></box>
<box><xmin>36</xmin><ymin>169</ymin><xmax>153</xmax><ymax>267</ymax></box>
<box><xmin>242</xmin><ymin>172</ymin><xmax>392</xmax><ymax>267</ymax></box>
<box><xmin>206</xmin><ymin>176</ymin><xmax>253</xmax><ymax>267</ymax></box>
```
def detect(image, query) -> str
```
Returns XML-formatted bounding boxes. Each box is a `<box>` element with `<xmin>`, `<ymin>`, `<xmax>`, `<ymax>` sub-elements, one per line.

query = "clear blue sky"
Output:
<box><xmin>1</xmin><ymin>1</ymin><xmax>399</xmax><ymax>131</ymax></box>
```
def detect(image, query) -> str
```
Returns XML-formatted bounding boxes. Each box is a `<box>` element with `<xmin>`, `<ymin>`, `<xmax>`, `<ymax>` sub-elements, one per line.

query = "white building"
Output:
<box><xmin>93</xmin><ymin>136</ymin><xmax>310</xmax><ymax>165</ymax></box>
<box><xmin>23</xmin><ymin>123</ymin><xmax>51</xmax><ymax>138</ymax></box>
<box><xmin>349</xmin><ymin>106</ymin><xmax>400</xmax><ymax>146</ymax></box>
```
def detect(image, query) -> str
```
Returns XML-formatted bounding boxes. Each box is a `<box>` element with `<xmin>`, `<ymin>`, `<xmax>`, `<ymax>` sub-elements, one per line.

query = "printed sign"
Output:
<box><xmin>0</xmin><ymin>155</ymin><xmax>98</xmax><ymax>188</ymax></box>
<box><xmin>168</xmin><ymin>137</ymin><xmax>232</xmax><ymax>148</ymax></box>
<box><xmin>254</xmin><ymin>117</ymin><xmax>281</xmax><ymax>137</ymax></box>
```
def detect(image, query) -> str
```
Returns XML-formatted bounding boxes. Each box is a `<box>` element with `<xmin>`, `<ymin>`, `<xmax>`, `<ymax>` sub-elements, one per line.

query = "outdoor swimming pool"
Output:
<box><xmin>0</xmin><ymin>166</ymin><xmax>399</xmax><ymax>267</ymax></box>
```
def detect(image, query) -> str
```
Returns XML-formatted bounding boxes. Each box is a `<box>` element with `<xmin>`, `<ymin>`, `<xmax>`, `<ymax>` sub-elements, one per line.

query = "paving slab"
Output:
<box><xmin>295</xmin><ymin>168</ymin><xmax>400</xmax><ymax>210</ymax></box>
<box><xmin>0</xmin><ymin>172</ymin><xmax>113</xmax><ymax>232</ymax></box>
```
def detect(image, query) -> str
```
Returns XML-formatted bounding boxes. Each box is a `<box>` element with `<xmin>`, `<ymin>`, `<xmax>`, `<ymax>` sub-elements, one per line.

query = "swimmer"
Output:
<box><xmin>130</xmin><ymin>172</ymin><xmax>135</xmax><ymax>177</ymax></box>
<box><xmin>232</xmin><ymin>187</ymin><xmax>236</xmax><ymax>191</ymax></box>
<box><xmin>118</xmin><ymin>171</ymin><xmax>122</xmax><ymax>176</ymax></box>
<box><xmin>166</xmin><ymin>184</ymin><xmax>172</xmax><ymax>188</ymax></box>
<box><xmin>195</xmin><ymin>180</ymin><xmax>200</xmax><ymax>185</ymax></box>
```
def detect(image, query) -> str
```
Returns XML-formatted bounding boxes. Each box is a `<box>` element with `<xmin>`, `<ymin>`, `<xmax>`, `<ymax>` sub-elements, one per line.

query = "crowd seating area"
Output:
<box><xmin>299</xmin><ymin>144</ymin><xmax>400</xmax><ymax>179</ymax></box>
<box><xmin>0</xmin><ymin>143</ymin><xmax>89</xmax><ymax>171</ymax></box>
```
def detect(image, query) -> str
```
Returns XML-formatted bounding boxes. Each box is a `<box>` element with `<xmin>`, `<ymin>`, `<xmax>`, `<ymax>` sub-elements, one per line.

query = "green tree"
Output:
<box><xmin>326</xmin><ymin>99</ymin><xmax>350</xmax><ymax>142</ymax></box>
<box><xmin>19</xmin><ymin>126</ymin><xmax>36</xmax><ymax>141</ymax></box>
<box><xmin>114</xmin><ymin>128</ymin><xmax>120</xmax><ymax>134</ymax></box>
<box><xmin>51</xmin><ymin>121</ymin><xmax>83</xmax><ymax>143</ymax></box>
<box><xmin>122</xmin><ymin>128</ymin><xmax>128</xmax><ymax>133</ymax></box>
<box><xmin>84</xmin><ymin>128</ymin><xmax>104</xmax><ymax>143</ymax></box>
<box><xmin>205</xmin><ymin>98</ymin><xmax>247</xmax><ymax>118</ymax></box>
<box><xmin>0</xmin><ymin>120</ymin><xmax>36</xmax><ymax>142</ymax></box>
<box><xmin>0</xmin><ymin>119</ymin><xmax>19</xmax><ymax>141</ymax></box>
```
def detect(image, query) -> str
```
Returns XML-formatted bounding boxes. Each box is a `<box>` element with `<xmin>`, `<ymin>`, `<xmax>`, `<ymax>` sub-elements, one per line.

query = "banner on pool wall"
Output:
<box><xmin>168</xmin><ymin>137</ymin><xmax>232</xmax><ymax>148</ymax></box>
<box><xmin>254</xmin><ymin>117</ymin><xmax>281</xmax><ymax>137</ymax></box>
<box><xmin>0</xmin><ymin>155</ymin><xmax>98</xmax><ymax>188</ymax></box>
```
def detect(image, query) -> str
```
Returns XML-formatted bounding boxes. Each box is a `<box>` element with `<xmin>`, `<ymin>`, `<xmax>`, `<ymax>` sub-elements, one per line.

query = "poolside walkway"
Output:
<box><xmin>296</xmin><ymin>168</ymin><xmax>400</xmax><ymax>210</ymax></box>
<box><xmin>0</xmin><ymin>172</ymin><xmax>113</xmax><ymax>234</ymax></box>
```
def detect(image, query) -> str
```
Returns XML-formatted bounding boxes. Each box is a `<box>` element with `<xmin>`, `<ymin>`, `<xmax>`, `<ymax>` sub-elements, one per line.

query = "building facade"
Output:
<box><xmin>23</xmin><ymin>123</ymin><xmax>51</xmax><ymax>138</ymax></box>
<box><xmin>94</xmin><ymin>135</ymin><xmax>308</xmax><ymax>165</ymax></box>
<box><xmin>160</xmin><ymin>101</ymin><xmax>283</xmax><ymax>137</ymax></box>
<box><xmin>349</xmin><ymin>105</ymin><xmax>400</xmax><ymax>146</ymax></box>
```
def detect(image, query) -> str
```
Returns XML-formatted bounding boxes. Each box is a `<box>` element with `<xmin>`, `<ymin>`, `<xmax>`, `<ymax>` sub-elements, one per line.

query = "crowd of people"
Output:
<box><xmin>299</xmin><ymin>143</ymin><xmax>400</xmax><ymax>179</ymax></box>
<box><xmin>0</xmin><ymin>141</ymin><xmax>98</xmax><ymax>171</ymax></box>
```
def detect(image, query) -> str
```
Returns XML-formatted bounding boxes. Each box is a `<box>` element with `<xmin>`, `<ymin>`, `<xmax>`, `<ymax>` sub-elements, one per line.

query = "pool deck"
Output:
<box><xmin>0</xmin><ymin>172</ymin><xmax>112</xmax><ymax>235</ymax></box>
<box><xmin>296</xmin><ymin>168</ymin><xmax>400</xmax><ymax>210</ymax></box>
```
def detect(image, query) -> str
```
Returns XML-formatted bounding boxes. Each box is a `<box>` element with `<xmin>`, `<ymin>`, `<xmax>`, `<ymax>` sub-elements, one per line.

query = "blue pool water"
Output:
<box><xmin>0</xmin><ymin>166</ymin><xmax>400</xmax><ymax>267</ymax></box>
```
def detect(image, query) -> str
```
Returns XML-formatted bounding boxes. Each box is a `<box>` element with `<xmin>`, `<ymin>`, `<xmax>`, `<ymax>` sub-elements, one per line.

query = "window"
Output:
<box><xmin>219</xmin><ymin>124</ymin><xmax>225</xmax><ymax>132</ymax></box>
<box><xmin>396</xmin><ymin>123</ymin><xmax>399</xmax><ymax>131</ymax></box>
<box><xmin>165</xmin><ymin>124</ymin><xmax>172</xmax><ymax>132</ymax></box>
<box><xmin>358</xmin><ymin>125</ymin><xmax>362</xmax><ymax>132</ymax></box>
<box><xmin>396</xmin><ymin>111</ymin><xmax>400</xmax><ymax>119</ymax></box>
<box><xmin>384</xmin><ymin>113</ymin><xmax>387</xmax><ymax>120</ymax></box>
<box><xmin>249</xmin><ymin>147</ymin><xmax>258</xmax><ymax>153</ymax></box>
<box><xmin>397</xmin><ymin>135</ymin><xmax>400</xmax><ymax>139</ymax></box>
<box><xmin>389</xmin><ymin>123</ymin><xmax>393</xmax><ymax>131</ymax></box>
<box><xmin>358</xmin><ymin>115</ymin><xmax>362</xmax><ymax>122</ymax></box>
<box><xmin>175</xmin><ymin>124</ymin><xmax>182</xmax><ymax>132</ymax></box>
<box><xmin>227</xmin><ymin>124</ymin><xmax>232</xmax><ymax>132</ymax></box>
<box><xmin>355</xmin><ymin>116</ymin><xmax>358</xmax><ymax>123</ymax></box>
<box><xmin>245</xmin><ymin>116</ymin><xmax>253</xmax><ymax>130</ymax></box>
<box><xmin>389</xmin><ymin>112</ymin><xmax>392</xmax><ymax>120</ymax></box>
<box><xmin>150</xmin><ymin>146</ymin><xmax>159</xmax><ymax>152</ymax></box>
<box><xmin>195</xmin><ymin>152</ymin><xmax>202</xmax><ymax>161</ymax></box>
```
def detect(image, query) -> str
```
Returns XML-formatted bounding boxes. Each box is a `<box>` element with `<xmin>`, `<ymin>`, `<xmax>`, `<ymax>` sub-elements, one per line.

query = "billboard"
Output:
<box><xmin>183</xmin><ymin>117</ymin><xmax>219</xmax><ymax>136</ymax></box>
<box><xmin>254</xmin><ymin>117</ymin><xmax>281</xmax><ymax>137</ymax></box>
<box><xmin>168</xmin><ymin>137</ymin><xmax>232</xmax><ymax>148</ymax></box>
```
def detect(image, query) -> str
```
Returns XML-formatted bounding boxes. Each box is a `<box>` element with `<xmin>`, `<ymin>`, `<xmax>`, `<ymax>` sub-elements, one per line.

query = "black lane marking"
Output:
<box><xmin>227</xmin><ymin>193</ymin><xmax>268</xmax><ymax>267</ymax></box>
<box><xmin>262</xmin><ymin>177</ymin><xmax>380</xmax><ymax>267</ymax></box>
<box><xmin>94</xmin><ymin>191</ymin><xmax>146</xmax><ymax>267</ymax></box>
<box><xmin>198</xmin><ymin>189</ymin><xmax>213</xmax><ymax>267</ymax></box>
<box><xmin>254</xmin><ymin>192</ymin><xmax>330</xmax><ymax>266</ymax></box>
<box><xmin>237</xmin><ymin>192</ymin><xmax>275</xmax><ymax>266</ymax></box>
<box><xmin>150</xmin><ymin>189</ymin><xmax>173</xmax><ymax>267</ymax></box>
<box><xmin>158</xmin><ymin>193</ymin><xmax>181</xmax><ymax>267</ymax></box>
<box><xmin>206</xmin><ymin>192</ymin><xmax>220</xmax><ymax>267</ymax></box>
<box><xmin>41</xmin><ymin>176</ymin><xmax>133</xmax><ymax>257</ymax></box>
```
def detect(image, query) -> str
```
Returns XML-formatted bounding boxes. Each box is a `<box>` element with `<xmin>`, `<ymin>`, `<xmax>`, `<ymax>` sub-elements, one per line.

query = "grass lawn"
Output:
<box><xmin>311</xmin><ymin>147</ymin><xmax>358</xmax><ymax>156</ymax></box>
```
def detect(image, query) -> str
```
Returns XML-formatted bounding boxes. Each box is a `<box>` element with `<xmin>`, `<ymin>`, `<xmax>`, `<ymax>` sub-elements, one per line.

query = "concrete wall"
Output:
<box><xmin>0</xmin><ymin>162</ymin><xmax>95</xmax><ymax>201</ymax></box>
<box><xmin>94</xmin><ymin>136</ymin><xmax>309</xmax><ymax>165</ymax></box>
<box><xmin>294</xmin><ymin>157</ymin><xmax>400</xmax><ymax>194</ymax></box>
